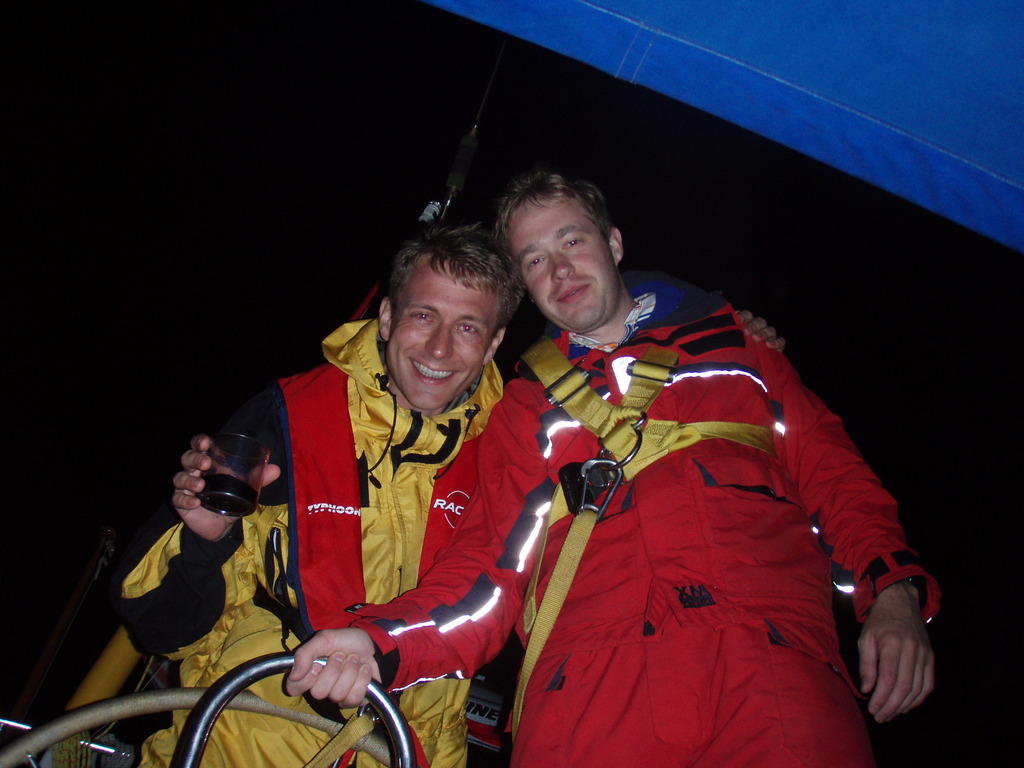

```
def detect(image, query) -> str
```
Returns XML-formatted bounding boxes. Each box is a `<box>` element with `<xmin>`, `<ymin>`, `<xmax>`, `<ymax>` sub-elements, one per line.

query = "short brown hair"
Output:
<box><xmin>494</xmin><ymin>166</ymin><xmax>613</xmax><ymax>247</ymax></box>
<box><xmin>389</xmin><ymin>223</ymin><xmax>523</xmax><ymax>330</ymax></box>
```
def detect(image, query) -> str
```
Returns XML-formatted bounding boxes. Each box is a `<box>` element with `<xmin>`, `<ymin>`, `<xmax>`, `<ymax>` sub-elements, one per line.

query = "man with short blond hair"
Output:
<box><xmin>116</xmin><ymin>224</ymin><xmax>519</xmax><ymax>768</ymax></box>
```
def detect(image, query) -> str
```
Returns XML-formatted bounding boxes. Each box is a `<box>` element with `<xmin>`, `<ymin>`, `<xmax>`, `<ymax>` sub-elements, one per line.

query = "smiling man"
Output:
<box><xmin>378</xmin><ymin>250</ymin><xmax>505</xmax><ymax>416</ymax></box>
<box><xmin>114</xmin><ymin>224</ymin><xmax>520</xmax><ymax>768</ymax></box>
<box><xmin>291</xmin><ymin>169</ymin><xmax>939</xmax><ymax>768</ymax></box>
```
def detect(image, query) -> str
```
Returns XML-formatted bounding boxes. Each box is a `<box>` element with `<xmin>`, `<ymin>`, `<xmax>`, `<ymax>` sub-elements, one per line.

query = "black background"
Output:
<box><xmin>5</xmin><ymin>1</ymin><xmax>1018</xmax><ymax>763</ymax></box>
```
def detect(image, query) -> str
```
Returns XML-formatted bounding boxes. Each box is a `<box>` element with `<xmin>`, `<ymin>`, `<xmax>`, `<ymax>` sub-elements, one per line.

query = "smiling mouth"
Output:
<box><xmin>413</xmin><ymin>361</ymin><xmax>454</xmax><ymax>380</ymax></box>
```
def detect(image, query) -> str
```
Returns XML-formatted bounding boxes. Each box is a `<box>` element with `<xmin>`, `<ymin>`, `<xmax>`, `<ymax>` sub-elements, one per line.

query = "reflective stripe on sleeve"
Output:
<box><xmin>428</xmin><ymin>573</ymin><xmax>503</xmax><ymax>633</ymax></box>
<box><xmin>497</xmin><ymin>478</ymin><xmax>556</xmax><ymax>572</ymax></box>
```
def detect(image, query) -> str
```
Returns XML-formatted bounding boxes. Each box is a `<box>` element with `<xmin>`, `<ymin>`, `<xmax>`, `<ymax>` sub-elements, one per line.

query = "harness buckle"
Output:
<box><xmin>543</xmin><ymin>367</ymin><xmax>591</xmax><ymax>407</ymax></box>
<box><xmin>612</xmin><ymin>414</ymin><xmax>646</xmax><ymax>468</ymax></box>
<box><xmin>626</xmin><ymin>359</ymin><xmax>677</xmax><ymax>384</ymax></box>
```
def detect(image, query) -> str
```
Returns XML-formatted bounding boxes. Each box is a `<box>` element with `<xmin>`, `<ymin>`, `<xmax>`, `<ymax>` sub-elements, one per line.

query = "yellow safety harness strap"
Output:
<box><xmin>511</xmin><ymin>509</ymin><xmax>597</xmax><ymax>740</ymax></box>
<box><xmin>520</xmin><ymin>339</ymin><xmax>675</xmax><ymax>439</ymax></box>
<box><xmin>520</xmin><ymin>340</ymin><xmax>677</xmax><ymax>631</ymax></box>
<box><xmin>624</xmin><ymin>419</ymin><xmax>774</xmax><ymax>480</ymax></box>
<box><xmin>303</xmin><ymin>712</ymin><xmax>375</xmax><ymax>768</ymax></box>
<box><xmin>511</xmin><ymin>338</ymin><xmax>775</xmax><ymax>737</ymax></box>
<box><xmin>513</xmin><ymin>341</ymin><xmax>677</xmax><ymax>738</ymax></box>
<box><xmin>543</xmin><ymin>420</ymin><xmax>773</xmax><ymax>533</ymax></box>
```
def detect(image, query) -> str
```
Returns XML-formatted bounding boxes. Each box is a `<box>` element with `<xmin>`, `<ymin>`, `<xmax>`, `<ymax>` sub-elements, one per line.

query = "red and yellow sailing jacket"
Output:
<box><xmin>117</xmin><ymin>319</ymin><xmax>503</xmax><ymax>768</ymax></box>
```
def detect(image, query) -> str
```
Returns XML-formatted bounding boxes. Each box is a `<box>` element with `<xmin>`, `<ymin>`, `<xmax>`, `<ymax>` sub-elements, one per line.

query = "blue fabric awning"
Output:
<box><xmin>421</xmin><ymin>1</ymin><xmax>1024</xmax><ymax>252</ymax></box>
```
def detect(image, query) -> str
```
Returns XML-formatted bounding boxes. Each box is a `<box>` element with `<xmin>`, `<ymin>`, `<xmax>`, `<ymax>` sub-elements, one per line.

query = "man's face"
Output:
<box><xmin>378</xmin><ymin>261</ymin><xmax>504</xmax><ymax>416</ymax></box>
<box><xmin>508</xmin><ymin>197</ymin><xmax>633</xmax><ymax>343</ymax></box>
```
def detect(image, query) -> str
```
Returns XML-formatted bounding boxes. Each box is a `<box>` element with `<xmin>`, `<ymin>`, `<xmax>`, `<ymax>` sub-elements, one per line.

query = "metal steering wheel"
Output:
<box><xmin>170</xmin><ymin>653</ymin><xmax>414</xmax><ymax>768</ymax></box>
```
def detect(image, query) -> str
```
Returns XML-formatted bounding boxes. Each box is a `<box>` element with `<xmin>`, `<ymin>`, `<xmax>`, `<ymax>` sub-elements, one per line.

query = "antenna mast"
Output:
<box><xmin>419</xmin><ymin>38</ymin><xmax>507</xmax><ymax>225</ymax></box>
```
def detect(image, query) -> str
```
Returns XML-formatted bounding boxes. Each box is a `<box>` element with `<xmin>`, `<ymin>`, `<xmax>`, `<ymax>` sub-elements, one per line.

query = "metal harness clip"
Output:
<box><xmin>559</xmin><ymin>414</ymin><xmax>646</xmax><ymax>520</ymax></box>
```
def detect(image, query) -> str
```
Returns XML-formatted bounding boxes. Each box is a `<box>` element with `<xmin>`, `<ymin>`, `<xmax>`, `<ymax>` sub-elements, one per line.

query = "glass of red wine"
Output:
<box><xmin>198</xmin><ymin>433</ymin><xmax>270</xmax><ymax>517</ymax></box>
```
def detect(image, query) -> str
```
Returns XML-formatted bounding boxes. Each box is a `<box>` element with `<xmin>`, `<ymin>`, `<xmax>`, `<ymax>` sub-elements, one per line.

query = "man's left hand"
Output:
<box><xmin>858</xmin><ymin>580</ymin><xmax>934</xmax><ymax>722</ymax></box>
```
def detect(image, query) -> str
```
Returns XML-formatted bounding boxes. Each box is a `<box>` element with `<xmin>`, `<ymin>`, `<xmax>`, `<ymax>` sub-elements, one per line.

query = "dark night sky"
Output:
<box><xmin>5</xmin><ymin>1</ymin><xmax>1018</xmax><ymax>763</ymax></box>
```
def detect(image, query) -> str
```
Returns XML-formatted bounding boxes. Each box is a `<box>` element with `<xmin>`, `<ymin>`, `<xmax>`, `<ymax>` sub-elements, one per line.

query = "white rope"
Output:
<box><xmin>0</xmin><ymin>688</ymin><xmax>389</xmax><ymax>767</ymax></box>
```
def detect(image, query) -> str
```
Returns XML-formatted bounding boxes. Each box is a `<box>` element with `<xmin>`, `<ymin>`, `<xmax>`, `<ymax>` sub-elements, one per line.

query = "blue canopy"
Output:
<box><xmin>421</xmin><ymin>0</ymin><xmax>1023</xmax><ymax>252</ymax></box>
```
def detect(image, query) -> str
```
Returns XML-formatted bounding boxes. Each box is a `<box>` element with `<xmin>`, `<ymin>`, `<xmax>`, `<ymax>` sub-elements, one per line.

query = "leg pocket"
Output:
<box><xmin>761</xmin><ymin>639</ymin><xmax>875</xmax><ymax>767</ymax></box>
<box><xmin>513</xmin><ymin>652</ymin><xmax>572</xmax><ymax>765</ymax></box>
<box><xmin>517</xmin><ymin>644</ymin><xmax>697</xmax><ymax>767</ymax></box>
